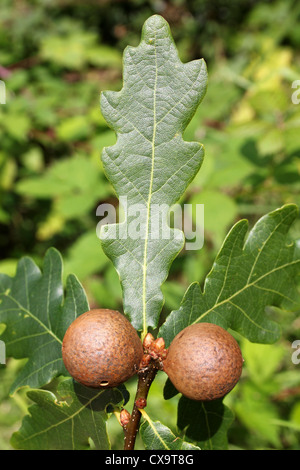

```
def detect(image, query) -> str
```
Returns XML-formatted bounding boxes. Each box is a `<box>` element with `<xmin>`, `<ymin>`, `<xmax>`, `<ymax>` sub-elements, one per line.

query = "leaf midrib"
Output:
<box><xmin>201</xmin><ymin>402</ymin><xmax>213</xmax><ymax>450</ymax></box>
<box><xmin>141</xmin><ymin>32</ymin><xmax>158</xmax><ymax>340</ymax></box>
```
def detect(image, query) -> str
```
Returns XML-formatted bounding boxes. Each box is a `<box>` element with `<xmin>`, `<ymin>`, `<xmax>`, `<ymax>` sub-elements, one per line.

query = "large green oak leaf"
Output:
<box><xmin>0</xmin><ymin>248</ymin><xmax>89</xmax><ymax>393</ymax></box>
<box><xmin>100</xmin><ymin>15</ymin><xmax>207</xmax><ymax>337</ymax></box>
<box><xmin>11</xmin><ymin>378</ymin><xmax>125</xmax><ymax>450</ymax></box>
<box><xmin>159</xmin><ymin>204</ymin><xmax>300</xmax><ymax>345</ymax></box>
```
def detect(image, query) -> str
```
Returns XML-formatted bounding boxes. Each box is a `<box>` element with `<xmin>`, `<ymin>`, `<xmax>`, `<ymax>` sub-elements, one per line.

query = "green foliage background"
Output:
<box><xmin>0</xmin><ymin>0</ymin><xmax>300</xmax><ymax>450</ymax></box>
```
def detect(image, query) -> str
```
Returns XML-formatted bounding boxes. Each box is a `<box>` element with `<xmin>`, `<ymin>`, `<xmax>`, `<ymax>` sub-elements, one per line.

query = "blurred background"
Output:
<box><xmin>0</xmin><ymin>0</ymin><xmax>300</xmax><ymax>450</ymax></box>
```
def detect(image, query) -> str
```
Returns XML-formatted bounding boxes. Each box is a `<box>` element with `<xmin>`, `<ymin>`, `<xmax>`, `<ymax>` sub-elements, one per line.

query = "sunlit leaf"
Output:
<box><xmin>139</xmin><ymin>409</ymin><xmax>200</xmax><ymax>450</ymax></box>
<box><xmin>160</xmin><ymin>204</ymin><xmax>300</xmax><ymax>345</ymax></box>
<box><xmin>100</xmin><ymin>15</ymin><xmax>207</xmax><ymax>335</ymax></box>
